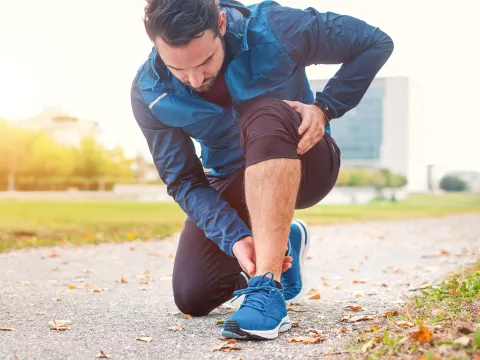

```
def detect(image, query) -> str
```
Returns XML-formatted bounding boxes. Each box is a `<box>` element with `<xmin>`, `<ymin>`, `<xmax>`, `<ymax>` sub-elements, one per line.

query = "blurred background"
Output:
<box><xmin>0</xmin><ymin>0</ymin><xmax>479</xmax><ymax>250</ymax></box>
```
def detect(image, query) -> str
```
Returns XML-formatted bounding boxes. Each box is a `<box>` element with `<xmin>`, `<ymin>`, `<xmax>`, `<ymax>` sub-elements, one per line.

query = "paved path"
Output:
<box><xmin>1</xmin><ymin>214</ymin><xmax>479</xmax><ymax>360</ymax></box>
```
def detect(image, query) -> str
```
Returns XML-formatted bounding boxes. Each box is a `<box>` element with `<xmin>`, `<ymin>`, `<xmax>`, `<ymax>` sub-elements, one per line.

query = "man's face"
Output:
<box><xmin>155</xmin><ymin>12</ymin><xmax>227</xmax><ymax>93</ymax></box>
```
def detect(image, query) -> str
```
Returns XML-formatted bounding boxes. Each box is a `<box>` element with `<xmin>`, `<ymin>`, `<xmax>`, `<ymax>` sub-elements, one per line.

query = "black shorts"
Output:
<box><xmin>172</xmin><ymin>98</ymin><xmax>341</xmax><ymax>316</ymax></box>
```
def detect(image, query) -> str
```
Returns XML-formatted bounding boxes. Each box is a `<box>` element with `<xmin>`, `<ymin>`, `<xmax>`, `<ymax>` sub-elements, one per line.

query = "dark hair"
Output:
<box><xmin>144</xmin><ymin>0</ymin><xmax>220</xmax><ymax>46</ymax></box>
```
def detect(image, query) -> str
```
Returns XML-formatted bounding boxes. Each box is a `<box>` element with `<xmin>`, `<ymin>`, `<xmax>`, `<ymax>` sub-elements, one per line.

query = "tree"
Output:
<box><xmin>440</xmin><ymin>175</ymin><xmax>468</xmax><ymax>192</ymax></box>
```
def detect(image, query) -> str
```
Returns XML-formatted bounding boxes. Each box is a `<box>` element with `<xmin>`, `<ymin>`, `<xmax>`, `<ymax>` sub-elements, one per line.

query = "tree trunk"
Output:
<box><xmin>7</xmin><ymin>170</ymin><xmax>15</xmax><ymax>191</ymax></box>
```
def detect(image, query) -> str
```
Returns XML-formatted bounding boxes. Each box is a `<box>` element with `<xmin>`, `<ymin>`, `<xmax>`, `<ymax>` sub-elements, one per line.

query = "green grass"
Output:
<box><xmin>296</xmin><ymin>192</ymin><xmax>480</xmax><ymax>225</ymax></box>
<box><xmin>350</xmin><ymin>263</ymin><xmax>480</xmax><ymax>359</ymax></box>
<box><xmin>0</xmin><ymin>193</ymin><xmax>479</xmax><ymax>251</ymax></box>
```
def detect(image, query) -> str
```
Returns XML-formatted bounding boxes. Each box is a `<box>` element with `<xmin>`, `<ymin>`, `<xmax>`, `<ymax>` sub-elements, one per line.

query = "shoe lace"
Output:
<box><xmin>230</xmin><ymin>272</ymin><xmax>279</xmax><ymax>312</ymax></box>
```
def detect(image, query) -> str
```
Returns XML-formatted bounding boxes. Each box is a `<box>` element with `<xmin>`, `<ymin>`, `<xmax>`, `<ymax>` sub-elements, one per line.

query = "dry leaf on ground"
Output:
<box><xmin>168</xmin><ymin>326</ymin><xmax>184</xmax><ymax>331</ymax></box>
<box><xmin>68</xmin><ymin>285</ymin><xmax>76</xmax><ymax>290</ymax></box>
<box><xmin>377</xmin><ymin>283</ymin><xmax>388</xmax><ymax>287</ymax></box>
<box><xmin>212</xmin><ymin>339</ymin><xmax>242</xmax><ymax>352</ymax></box>
<box><xmin>345</xmin><ymin>305</ymin><xmax>362</xmax><ymax>311</ymax></box>
<box><xmin>339</xmin><ymin>327</ymin><xmax>348</xmax><ymax>333</ymax></box>
<box><xmin>410</xmin><ymin>326</ymin><xmax>432</xmax><ymax>344</ymax></box>
<box><xmin>305</xmin><ymin>328</ymin><xmax>324</xmax><ymax>339</ymax></box>
<box><xmin>184</xmin><ymin>314</ymin><xmax>192</xmax><ymax>319</ymax></box>
<box><xmin>14</xmin><ymin>353</ymin><xmax>20</xmax><ymax>360</ymax></box>
<box><xmin>49</xmin><ymin>320</ymin><xmax>72</xmax><ymax>331</ymax></box>
<box><xmin>140</xmin><ymin>280</ymin><xmax>149</xmax><ymax>285</ymax></box>
<box><xmin>306</xmin><ymin>288</ymin><xmax>318</xmax><ymax>295</ymax></box>
<box><xmin>440</xmin><ymin>249</ymin><xmax>449</xmax><ymax>255</ymax></box>
<box><xmin>287</xmin><ymin>336</ymin><xmax>324</xmax><ymax>344</ymax></box>
<box><xmin>287</xmin><ymin>306</ymin><xmax>307</xmax><ymax>312</ymax></box>
<box><xmin>342</xmin><ymin>314</ymin><xmax>374</xmax><ymax>322</ymax></box>
<box><xmin>121</xmin><ymin>275</ymin><xmax>128</xmax><ymax>284</ymax></box>
<box><xmin>216</xmin><ymin>320</ymin><xmax>224</xmax><ymax>326</ymax></box>
<box><xmin>136</xmin><ymin>337</ymin><xmax>153</xmax><ymax>343</ymax></box>
<box><xmin>453</xmin><ymin>336</ymin><xmax>472</xmax><ymax>346</ymax></box>
<box><xmin>52</xmin><ymin>298</ymin><xmax>62</xmax><ymax>302</ymax></box>
<box><xmin>168</xmin><ymin>254</ymin><xmax>175</xmax><ymax>259</ymax></box>
<box><xmin>396</xmin><ymin>321</ymin><xmax>414</xmax><ymax>328</ymax></box>
<box><xmin>333</xmin><ymin>285</ymin><xmax>340</xmax><ymax>289</ymax></box>
<box><xmin>0</xmin><ymin>327</ymin><xmax>14</xmax><ymax>331</ymax></box>
<box><xmin>384</xmin><ymin>311</ymin><xmax>399</xmax><ymax>317</ymax></box>
<box><xmin>352</xmin><ymin>279</ymin><xmax>368</xmax><ymax>284</ymax></box>
<box><xmin>308</xmin><ymin>293</ymin><xmax>321</xmax><ymax>300</ymax></box>
<box><xmin>96</xmin><ymin>350</ymin><xmax>111</xmax><ymax>359</ymax></box>
<box><xmin>322</xmin><ymin>281</ymin><xmax>329</xmax><ymax>286</ymax></box>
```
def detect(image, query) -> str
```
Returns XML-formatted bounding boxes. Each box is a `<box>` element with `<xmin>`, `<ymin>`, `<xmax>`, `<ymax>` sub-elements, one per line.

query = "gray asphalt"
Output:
<box><xmin>1</xmin><ymin>214</ymin><xmax>479</xmax><ymax>360</ymax></box>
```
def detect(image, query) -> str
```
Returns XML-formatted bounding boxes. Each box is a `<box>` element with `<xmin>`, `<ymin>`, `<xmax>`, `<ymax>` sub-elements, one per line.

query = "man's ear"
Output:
<box><xmin>219</xmin><ymin>11</ymin><xmax>227</xmax><ymax>36</ymax></box>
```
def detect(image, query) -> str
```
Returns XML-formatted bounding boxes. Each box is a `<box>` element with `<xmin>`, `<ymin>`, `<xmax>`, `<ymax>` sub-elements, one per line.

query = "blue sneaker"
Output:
<box><xmin>221</xmin><ymin>272</ymin><xmax>291</xmax><ymax>340</ymax></box>
<box><xmin>281</xmin><ymin>220</ymin><xmax>310</xmax><ymax>303</ymax></box>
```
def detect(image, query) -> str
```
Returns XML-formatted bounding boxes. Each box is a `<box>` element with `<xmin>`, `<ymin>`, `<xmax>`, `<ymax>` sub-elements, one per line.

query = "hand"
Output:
<box><xmin>283</xmin><ymin>100</ymin><xmax>327</xmax><ymax>155</ymax></box>
<box><xmin>232</xmin><ymin>236</ymin><xmax>293</xmax><ymax>277</ymax></box>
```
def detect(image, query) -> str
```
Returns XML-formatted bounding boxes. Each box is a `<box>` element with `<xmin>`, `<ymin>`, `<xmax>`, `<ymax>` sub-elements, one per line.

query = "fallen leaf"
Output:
<box><xmin>212</xmin><ymin>339</ymin><xmax>242</xmax><ymax>352</ymax></box>
<box><xmin>350</xmin><ymin>268</ymin><xmax>356</xmax><ymax>272</ymax></box>
<box><xmin>287</xmin><ymin>306</ymin><xmax>307</xmax><ymax>312</ymax></box>
<box><xmin>378</xmin><ymin>235</ymin><xmax>385</xmax><ymax>240</ymax></box>
<box><xmin>129</xmin><ymin>247</ymin><xmax>135</xmax><ymax>251</ymax></box>
<box><xmin>49</xmin><ymin>251</ymin><xmax>60</xmax><ymax>258</ymax></box>
<box><xmin>140</xmin><ymin>280</ymin><xmax>149</xmax><ymax>285</ymax></box>
<box><xmin>308</xmin><ymin>293</ymin><xmax>321</xmax><ymax>300</ymax></box>
<box><xmin>340</xmin><ymin>327</ymin><xmax>347</xmax><ymax>333</ymax></box>
<box><xmin>396</xmin><ymin>321</ymin><xmax>414</xmax><ymax>328</ymax></box>
<box><xmin>14</xmin><ymin>353</ymin><xmax>20</xmax><ymax>360</ymax></box>
<box><xmin>49</xmin><ymin>320</ymin><xmax>72</xmax><ymax>331</ymax></box>
<box><xmin>410</xmin><ymin>326</ymin><xmax>432</xmax><ymax>344</ymax></box>
<box><xmin>168</xmin><ymin>326</ymin><xmax>184</xmax><ymax>331</ymax></box>
<box><xmin>216</xmin><ymin>320</ymin><xmax>224</xmax><ymax>326</ymax></box>
<box><xmin>361</xmin><ymin>339</ymin><xmax>376</xmax><ymax>353</ymax></box>
<box><xmin>0</xmin><ymin>327</ymin><xmax>14</xmax><ymax>331</ymax></box>
<box><xmin>287</xmin><ymin>336</ymin><xmax>324</xmax><ymax>344</ymax></box>
<box><xmin>453</xmin><ymin>335</ymin><xmax>472</xmax><ymax>346</ymax></box>
<box><xmin>305</xmin><ymin>328</ymin><xmax>324</xmax><ymax>338</ymax></box>
<box><xmin>184</xmin><ymin>314</ymin><xmax>192</xmax><ymax>319</ymax></box>
<box><xmin>384</xmin><ymin>311</ymin><xmax>399</xmax><ymax>317</ymax></box>
<box><xmin>96</xmin><ymin>350</ymin><xmax>111</xmax><ymax>359</ymax></box>
<box><xmin>93</xmin><ymin>288</ymin><xmax>102</xmax><ymax>293</ymax></box>
<box><xmin>144</xmin><ymin>269</ymin><xmax>150</xmax><ymax>275</ymax></box>
<box><xmin>85</xmin><ymin>283</ymin><xmax>95</xmax><ymax>290</ymax></box>
<box><xmin>126</xmin><ymin>233</ymin><xmax>137</xmax><ymax>240</ymax></box>
<box><xmin>306</xmin><ymin>288</ymin><xmax>318</xmax><ymax>295</ymax></box>
<box><xmin>440</xmin><ymin>249</ymin><xmax>449</xmax><ymax>255</ymax></box>
<box><xmin>393</xmin><ymin>268</ymin><xmax>404</xmax><ymax>274</ymax></box>
<box><xmin>52</xmin><ymin>267</ymin><xmax>59</xmax><ymax>272</ymax></box>
<box><xmin>421</xmin><ymin>281</ymin><xmax>429</xmax><ymax>285</ymax></box>
<box><xmin>449</xmin><ymin>288</ymin><xmax>458</xmax><ymax>296</ymax></box>
<box><xmin>361</xmin><ymin>325</ymin><xmax>380</xmax><ymax>333</ymax></box>
<box><xmin>342</xmin><ymin>314</ymin><xmax>374</xmax><ymax>323</ymax></box>
<box><xmin>345</xmin><ymin>305</ymin><xmax>362</xmax><ymax>311</ymax></box>
<box><xmin>333</xmin><ymin>285</ymin><xmax>340</xmax><ymax>289</ymax></box>
<box><xmin>136</xmin><ymin>337</ymin><xmax>153</xmax><ymax>343</ymax></box>
<box><xmin>457</xmin><ymin>326</ymin><xmax>474</xmax><ymax>335</ymax></box>
<box><xmin>322</xmin><ymin>281</ymin><xmax>329</xmax><ymax>286</ymax></box>
<box><xmin>168</xmin><ymin>311</ymin><xmax>180</xmax><ymax>316</ymax></box>
<box><xmin>377</xmin><ymin>283</ymin><xmax>388</xmax><ymax>287</ymax></box>
<box><xmin>68</xmin><ymin>285</ymin><xmax>76</xmax><ymax>290</ymax></box>
<box><xmin>121</xmin><ymin>275</ymin><xmax>128</xmax><ymax>284</ymax></box>
<box><xmin>52</xmin><ymin>298</ymin><xmax>62</xmax><ymax>302</ymax></box>
<box><xmin>352</xmin><ymin>279</ymin><xmax>368</xmax><ymax>284</ymax></box>
<box><xmin>168</xmin><ymin>254</ymin><xmax>175</xmax><ymax>259</ymax></box>
<box><xmin>292</xmin><ymin>320</ymin><xmax>300</xmax><ymax>328</ymax></box>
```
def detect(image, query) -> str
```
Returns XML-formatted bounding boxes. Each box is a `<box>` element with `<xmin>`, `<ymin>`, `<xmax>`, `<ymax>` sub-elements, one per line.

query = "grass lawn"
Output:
<box><xmin>0</xmin><ymin>193</ymin><xmax>479</xmax><ymax>251</ymax></box>
<box><xmin>348</xmin><ymin>262</ymin><xmax>480</xmax><ymax>359</ymax></box>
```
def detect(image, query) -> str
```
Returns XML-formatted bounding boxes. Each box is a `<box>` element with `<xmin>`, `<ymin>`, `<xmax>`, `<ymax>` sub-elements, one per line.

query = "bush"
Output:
<box><xmin>440</xmin><ymin>175</ymin><xmax>468</xmax><ymax>192</ymax></box>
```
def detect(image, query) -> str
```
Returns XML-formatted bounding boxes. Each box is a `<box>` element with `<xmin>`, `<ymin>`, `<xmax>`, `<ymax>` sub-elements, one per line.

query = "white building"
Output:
<box><xmin>15</xmin><ymin>106</ymin><xmax>101</xmax><ymax>147</ymax></box>
<box><xmin>310</xmin><ymin>77</ymin><xmax>427</xmax><ymax>192</ymax></box>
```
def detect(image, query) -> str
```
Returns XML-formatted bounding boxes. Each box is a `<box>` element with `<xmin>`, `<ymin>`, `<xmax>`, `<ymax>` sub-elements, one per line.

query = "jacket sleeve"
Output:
<box><xmin>131</xmin><ymin>79</ymin><xmax>252</xmax><ymax>256</ymax></box>
<box><xmin>268</xmin><ymin>4</ymin><xmax>394</xmax><ymax>119</ymax></box>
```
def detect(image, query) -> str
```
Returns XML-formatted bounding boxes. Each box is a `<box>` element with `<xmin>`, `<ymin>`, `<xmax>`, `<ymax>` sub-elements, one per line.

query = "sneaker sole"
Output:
<box><xmin>221</xmin><ymin>315</ymin><xmax>292</xmax><ymax>340</ymax></box>
<box><xmin>285</xmin><ymin>220</ymin><xmax>310</xmax><ymax>304</ymax></box>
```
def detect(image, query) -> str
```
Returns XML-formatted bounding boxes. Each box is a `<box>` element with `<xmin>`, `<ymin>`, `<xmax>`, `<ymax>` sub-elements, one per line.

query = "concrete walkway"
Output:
<box><xmin>1</xmin><ymin>214</ymin><xmax>478</xmax><ymax>360</ymax></box>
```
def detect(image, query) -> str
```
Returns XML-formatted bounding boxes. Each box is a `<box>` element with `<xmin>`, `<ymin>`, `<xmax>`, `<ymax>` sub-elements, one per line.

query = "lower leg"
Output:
<box><xmin>245</xmin><ymin>158</ymin><xmax>300</xmax><ymax>281</ymax></box>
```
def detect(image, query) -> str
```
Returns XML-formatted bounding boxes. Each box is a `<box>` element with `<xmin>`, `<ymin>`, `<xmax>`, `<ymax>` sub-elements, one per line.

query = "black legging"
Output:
<box><xmin>172</xmin><ymin>98</ymin><xmax>341</xmax><ymax>316</ymax></box>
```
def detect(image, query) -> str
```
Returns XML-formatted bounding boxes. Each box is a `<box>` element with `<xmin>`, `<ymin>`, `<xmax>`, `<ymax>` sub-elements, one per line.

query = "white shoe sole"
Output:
<box><xmin>285</xmin><ymin>220</ymin><xmax>310</xmax><ymax>304</ymax></box>
<box><xmin>222</xmin><ymin>314</ymin><xmax>292</xmax><ymax>340</ymax></box>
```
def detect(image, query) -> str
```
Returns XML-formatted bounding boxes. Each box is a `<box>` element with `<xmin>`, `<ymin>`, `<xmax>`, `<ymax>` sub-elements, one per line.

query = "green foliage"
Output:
<box><xmin>0</xmin><ymin>120</ymin><xmax>134</xmax><ymax>190</ymax></box>
<box><xmin>336</xmin><ymin>167</ymin><xmax>407</xmax><ymax>188</ymax></box>
<box><xmin>440</xmin><ymin>175</ymin><xmax>468</xmax><ymax>192</ymax></box>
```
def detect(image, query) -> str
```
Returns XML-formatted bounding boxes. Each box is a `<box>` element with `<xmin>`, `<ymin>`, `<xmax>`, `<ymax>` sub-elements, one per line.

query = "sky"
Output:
<box><xmin>0</xmin><ymin>0</ymin><xmax>479</xmax><ymax>175</ymax></box>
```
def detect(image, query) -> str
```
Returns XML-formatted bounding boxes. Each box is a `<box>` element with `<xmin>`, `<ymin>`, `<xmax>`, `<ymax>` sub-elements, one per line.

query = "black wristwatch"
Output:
<box><xmin>313</xmin><ymin>98</ymin><xmax>333</xmax><ymax>123</ymax></box>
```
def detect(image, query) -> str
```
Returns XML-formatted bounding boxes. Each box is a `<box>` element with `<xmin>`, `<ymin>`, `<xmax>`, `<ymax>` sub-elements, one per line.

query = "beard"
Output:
<box><xmin>185</xmin><ymin>35</ymin><xmax>226</xmax><ymax>93</ymax></box>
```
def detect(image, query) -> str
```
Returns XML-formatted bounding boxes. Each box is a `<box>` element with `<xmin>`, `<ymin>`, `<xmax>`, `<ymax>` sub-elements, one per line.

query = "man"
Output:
<box><xmin>131</xmin><ymin>0</ymin><xmax>393</xmax><ymax>340</ymax></box>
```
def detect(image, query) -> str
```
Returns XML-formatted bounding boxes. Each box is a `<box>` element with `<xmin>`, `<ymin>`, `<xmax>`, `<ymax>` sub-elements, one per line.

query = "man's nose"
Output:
<box><xmin>189</xmin><ymin>71</ymin><xmax>205</xmax><ymax>89</ymax></box>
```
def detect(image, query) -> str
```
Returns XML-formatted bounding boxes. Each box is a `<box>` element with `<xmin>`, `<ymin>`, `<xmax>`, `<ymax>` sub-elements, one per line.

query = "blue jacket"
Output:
<box><xmin>131</xmin><ymin>0</ymin><xmax>393</xmax><ymax>256</ymax></box>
